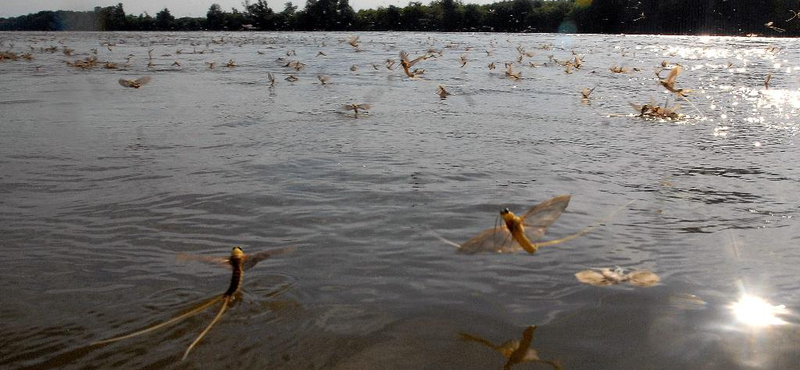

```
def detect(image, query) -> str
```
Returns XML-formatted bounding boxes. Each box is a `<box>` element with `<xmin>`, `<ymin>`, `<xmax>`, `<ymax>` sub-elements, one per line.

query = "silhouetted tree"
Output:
<box><xmin>206</xmin><ymin>3</ymin><xmax>225</xmax><ymax>30</ymax></box>
<box><xmin>1</xmin><ymin>0</ymin><xmax>799</xmax><ymax>35</ymax></box>
<box><xmin>245</xmin><ymin>0</ymin><xmax>275</xmax><ymax>29</ymax></box>
<box><xmin>337</xmin><ymin>0</ymin><xmax>356</xmax><ymax>29</ymax></box>
<box><xmin>155</xmin><ymin>8</ymin><xmax>175</xmax><ymax>30</ymax></box>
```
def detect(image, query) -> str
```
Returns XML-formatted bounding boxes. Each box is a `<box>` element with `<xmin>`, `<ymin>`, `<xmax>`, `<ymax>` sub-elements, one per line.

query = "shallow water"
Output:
<box><xmin>1</xmin><ymin>31</ymin><xmax>800</xmax><ymax>369</ymax></box>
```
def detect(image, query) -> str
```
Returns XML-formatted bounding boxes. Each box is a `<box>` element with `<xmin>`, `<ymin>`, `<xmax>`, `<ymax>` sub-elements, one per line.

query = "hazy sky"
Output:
<box><xmin>0</xmin><ymin>0</ymin><xmax>497</xmax><ymax>17</ymax></box>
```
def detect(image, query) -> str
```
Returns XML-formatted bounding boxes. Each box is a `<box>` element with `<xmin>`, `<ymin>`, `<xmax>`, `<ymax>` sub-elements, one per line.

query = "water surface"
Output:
<box><xmin>1</xmin><ymin>31</ymin><xmax>800</xmax><ymax>369</ymax></box>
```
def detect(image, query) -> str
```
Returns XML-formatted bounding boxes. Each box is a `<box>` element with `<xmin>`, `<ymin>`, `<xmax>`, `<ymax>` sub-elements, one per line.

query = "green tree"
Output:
<box><xmin>155</xmin><ymin>8</ymin><xmax>175</xmax><ymax>30</ymax></box>
<box><xmin>337</xmin><ymin>0</ymin><xmax>356</xmax><ymax>29</ymax></box>
<box><xmin>206</xmin><ymin>3</ymin><xmax>225</xmax><ymax>30</ymax></box>
<box><xmin>245</xmin><ymin>0</ymin><xmax>275</xmax><ymax>29</ymax></box>
<box><xmin>95</xmin><ymin>3</ymin><xmax>126</xmax><ymax>30</ymax></box>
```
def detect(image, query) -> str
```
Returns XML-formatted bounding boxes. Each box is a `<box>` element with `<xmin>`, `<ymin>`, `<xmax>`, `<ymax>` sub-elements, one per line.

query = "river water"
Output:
<box><xmin>2</xmin><ymin>31</ymin><xmax>800</xmax><ymax>369</ymax></box>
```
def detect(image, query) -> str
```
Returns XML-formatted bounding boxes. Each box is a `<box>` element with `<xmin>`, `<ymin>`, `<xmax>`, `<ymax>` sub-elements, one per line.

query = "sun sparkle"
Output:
<box><xmin>730</xmin><ymin>294</ymin><xmax>788</xmax><ymax>328</ymax></box>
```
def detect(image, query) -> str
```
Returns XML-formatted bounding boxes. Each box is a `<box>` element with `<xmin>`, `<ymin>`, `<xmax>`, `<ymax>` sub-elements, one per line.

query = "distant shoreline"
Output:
<box><xmin>1</xmin><ymin>1</ymin><xmax>797</xmax><ymax>37</ymax></box>
<box><xmin>0</xmin><ymin>30</ymin><xmax>791</xmax><ymax>39</ymax></box>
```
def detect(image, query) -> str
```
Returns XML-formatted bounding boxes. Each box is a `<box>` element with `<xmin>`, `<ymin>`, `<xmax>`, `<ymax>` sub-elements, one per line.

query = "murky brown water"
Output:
<box><xmin>2</xmin><ymin>31</ymin><xmax>800</xmax><ymax>369</ymax></box>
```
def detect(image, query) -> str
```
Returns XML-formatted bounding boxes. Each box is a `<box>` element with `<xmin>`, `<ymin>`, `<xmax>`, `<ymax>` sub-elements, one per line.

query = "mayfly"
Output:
<box><xmin>658</xmin><ymin>65</ymin><xmax>690</xmax><ymax>97</ymax></box>
<box><xmin>91</xmin><ymin>246</ymin><xmax>292</xmax><ymax>360</ymax></box>
<box><xmin>630</xmin><ymin>99</ymin><xmax>682</xmax><ymax>120</ymax></box>
<box><xmin>505</xmin><ymin>63</ymin><xmax>522</xmax><ymax>80</ymax></box>
<box><xmin>342</xmin><ymin>103</ymin><xmax>371</xmax><ymax>117</ymax></box>
<box><xmin>575</xmin><ymin>267</ymin><xmax>660</xmax><ymax>287</ymax></box>
<box><xmin>581</xmin><ymin>87</ymin><xmax>595</xmax><ymax>100</ymax></box>
<box><xmin>764</xmin><ymin>21</ymin><xmax>786</xmax><ymax>33</ymax></box>
<box><xmin>457</xmin><ymin>195</ymin><xmax>571</xmax><ymax>255</ymax></box>
<box><xmin>439</xmin><ymin>197</ymin><xmax>633</xmax><ymax>255</ymax></box>
<box><xmin>118</xmin><ymin>76</ymin><xmax>151</xmax><ymax>89</ymax></box>
<box><xmin>399</xmin><ymin>50</ymin><xmax>428</xmax><ymax>78</ymax></box>
<box><xmin>437</xmin><ymin>85</ymin><xmax>450</xmax><ymax>99</ymax></box>
<box><xmin>460</xmin><ymin>326</ymin><xmax>562</xmax><ymax>370</ymax></box>
<box><xmin>348</xmin><ymin>35</ymin><xmax>361</xmax><ymax>51</ymax></box>
<box><xmin>581</xmin><ymin>87</ymin><xmax>595</xmax><ymax>104</ymax></box>
<box><xmin>609</xmin><ymin>65</ymin><xmax>628</xmax><ymax>74</ymax></box>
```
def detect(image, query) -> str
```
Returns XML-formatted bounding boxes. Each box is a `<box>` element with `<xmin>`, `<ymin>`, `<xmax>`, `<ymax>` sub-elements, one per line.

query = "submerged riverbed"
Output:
<box><xmin>2</xmin><ymin>31</ymin><xmax>800</xmax><ymax>369</ymax></box>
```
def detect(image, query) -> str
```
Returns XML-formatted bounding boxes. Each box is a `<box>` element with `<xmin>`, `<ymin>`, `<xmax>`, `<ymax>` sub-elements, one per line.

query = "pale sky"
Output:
<box><xmin>0</xmin><ymin>0</ymin><xmax>497</xmax><ymax>18</ymax></box>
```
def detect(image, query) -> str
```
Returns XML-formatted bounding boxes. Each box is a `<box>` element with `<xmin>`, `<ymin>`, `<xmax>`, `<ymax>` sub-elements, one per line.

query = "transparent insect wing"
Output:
<box><xmin>520</xmin><ymin>195</ymin><xmax>570</xmax><ymax>241</ymax></box>
<box><xmin>460</xmin><ymin>332</ymin><xmax>501</xmax><ymax>351</ymax></box>
<box><xmin>118</xmin><ymin>79</ymin><xmax>131</xmax><ymax>87</ymax></box>
<box><xmin>625</xmin><ymin>270</ymin><xmax>660</xmax><ymax>287</ymax></box>
<box><xmin>575</xmin><ymin>270</ymin><xmax>615</xmax><ymax>286</ymax></box>
<box><xmin>135</xmin><ymin>76</ymin><xmax>151</xmax><ymax>85</ymax></box>
<box><xmin>399</xmin><ymin>51</ymin><xmax>409</xmax><ymax>63</ymax></box>
<box><xmin>665</xmin><ymin>66</ymin><xmax>681</xmax><ymax>85</ymax></box>
<box><xmin>408</xmin><ymin>54</ymin><xmax>426</xmax><ymax>67</ymax></box>
<box><xmin>458</xmin><ymin>225</ymin><xmax>520</xmax><ymax>254</ymax></box>
<box><xmin>243</xmin><ymin>246</ymin><xmax>294</xmax><ymax>270</ymax></box>
<box><xmin>176</xmin><ymin>253</ymin><xmax>231</xmax><ymax>269</ymax></box>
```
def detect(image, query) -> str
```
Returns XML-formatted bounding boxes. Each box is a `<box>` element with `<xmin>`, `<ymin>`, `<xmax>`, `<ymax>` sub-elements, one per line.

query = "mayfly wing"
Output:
<box><xmin>399</xmin><ymin>50</ymin><xmax>410</xmax><ymax>63</ymax></box>
<box><xmin>243</xmin><ymin>246</ymin><xmax>295</xmax><ymax>270</ymax></box>
<box><xmin>575</xmin><ymin>270</ymin><xmax>614</xmax><ymax>286</ymax></box>
<box><xmin>176</xmin><ymin>253</ymin><xmax>231</xmax><ymax>269</ymax></box>
<box><xmin>118</xmin><ymin>79</ymin><xmax>130</xmax><ymax>87</ymax></box>
<box><xmin>459</xmin><ymin>332</ymin><xmax>502</xmax><ymax>351</ymax></box>
<box><xmin>135</xmin><ymin>76</ymin><xmax>151</xmax><ymax>85</ymax></box>
<box><xmin>625</xmin><ymin>270</ymin><xmax>660</xmax><ymax>287</ymax></box>
<box><xmin>408</xmin><ymin>54</ymin><xmax>427</xmax><ymax>67</ymax></box>
<box><xmin>665</xmin><ymin>65</ymin><xmax>681</xmax><ymax>85</ymax></box>
<box><xmin>520</xmin><ymin>195</ymin><xmax>571</xmax><ymax>241</ymax></box>
<box><xmin>359</xmin><ymin>104</ymin><xmax>371</xmax><ymax>110</ymax></box>
<box><xmin>458</xmin><ymin>225</ymin><xmax>519</xmax><ymax>254</ymax></box>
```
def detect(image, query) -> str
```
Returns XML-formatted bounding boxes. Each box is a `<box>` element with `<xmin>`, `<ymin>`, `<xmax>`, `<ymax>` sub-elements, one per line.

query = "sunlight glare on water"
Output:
<box><xmin>730</xmin><ymin>294</ymin><xmax>789</xmax><ymax>328</ymax></box>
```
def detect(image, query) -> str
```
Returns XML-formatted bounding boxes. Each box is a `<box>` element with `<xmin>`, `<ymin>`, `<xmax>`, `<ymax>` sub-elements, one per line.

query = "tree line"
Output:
<box><xmin>1</xmin><ymin>0</ymin><xmax>798</xmax><ymax>36</ymax></box>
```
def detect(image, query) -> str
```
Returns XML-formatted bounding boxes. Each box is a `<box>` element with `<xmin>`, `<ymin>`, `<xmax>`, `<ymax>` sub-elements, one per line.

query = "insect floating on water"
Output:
<box><xmin>118</xmin><ymin>76</ymin><xmax>151</xmax><ymax>89</ymax></box>
<box><xmin>457</xmin><ymin>195</ymin><xmax>571</xmax><ymax>255</ymax></box>
<box><xmin>460</xmin><ymin>326</ymin><xmax>562</xmax><ymax>370</ymax></box>
<box><xmin>437</xmin><ymin>85</ymin><xmax>450</xmax><ymax>99</ymax></box>
<box><xmin>575</xmin><ymin>267</ymin><xmax>660</xmax><ymax>287</ymax></box>
<box><xmin>91</xmin><ymin>246</ymin><xmax>293</xmax><ymax>360</ymax></box>
<box><xmin>342</xmin><ymin>103</ymin><xmax>371</xmax><ymax>118</ymax></box>
<box><xmin>581</xmin><ymin>87</ymin><xmax>595</xmax><ymax>103</ymax></box>
<box><xmin>442</xmin><ymin>196</ymin><xmax>632</xmax><ymax>255</ymax></box>
<box><xmin>399</xmin><ymin>50</ymin><xmax>429</xmax><ymax>78</ymax></box>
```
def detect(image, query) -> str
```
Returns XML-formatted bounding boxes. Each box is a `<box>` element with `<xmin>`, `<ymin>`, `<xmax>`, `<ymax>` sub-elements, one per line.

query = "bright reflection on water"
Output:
<box><xmin>730</xmin><ymin>294</ymin><xmax>789</xmax><ymax>328</ymax></box>
<box><xmin>1</xmin><ymin>31</ymin><xmax>800</xmax><ymax>370</ymax></box>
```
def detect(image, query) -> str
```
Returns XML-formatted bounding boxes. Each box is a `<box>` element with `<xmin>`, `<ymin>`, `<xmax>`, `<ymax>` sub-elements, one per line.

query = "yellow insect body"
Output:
<box><xmin>500</xmin><ymin>209</ymin><xmax>537</xmax><ymax>254</ymax></box>
<box><xmin>458</xmin><ymin>195</ymin><xmax>571</xmax><ymax>255</ymax></box>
